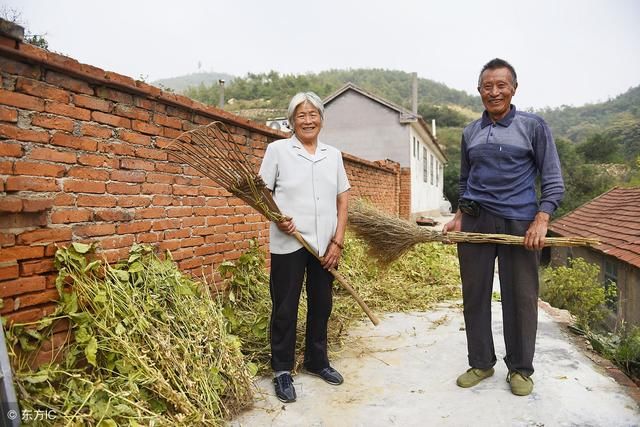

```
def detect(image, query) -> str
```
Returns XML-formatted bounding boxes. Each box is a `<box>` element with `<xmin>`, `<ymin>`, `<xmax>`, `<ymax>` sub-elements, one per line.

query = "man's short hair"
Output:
<box><xmin>478</xmin><ymin>58</ymin><xmax>518</xmax><ymax>88</ymax></box>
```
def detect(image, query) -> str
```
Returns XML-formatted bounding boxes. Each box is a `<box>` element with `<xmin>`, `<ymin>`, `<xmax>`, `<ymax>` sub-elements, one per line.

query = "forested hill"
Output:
<box><xmin>538</xmin><ymin>85</ymin><xmax>640</xmax><ymax>143</ymax></box>
<box><xmin>180</xmin><ymin>69</ymin><xmax>484</xmax><ymax>125</ymax></box>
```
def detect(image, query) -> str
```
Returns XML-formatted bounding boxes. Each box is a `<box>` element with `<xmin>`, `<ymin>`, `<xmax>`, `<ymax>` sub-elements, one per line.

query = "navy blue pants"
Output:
<box><xmin>269</xmin><ymin>247</ymin><xmax>334</xmax><ymax>372</ymax></box>
<box><xmin>458</xmin><ymin>209</ymin><xmax>540</xmax><ymax>376</ymax></box>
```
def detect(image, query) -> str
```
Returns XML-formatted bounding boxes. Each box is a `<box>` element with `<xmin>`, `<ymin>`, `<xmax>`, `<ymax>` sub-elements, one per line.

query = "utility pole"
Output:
<box><xmin>218</xmin><ymin>79</ymin><xmax>225</xmax><ymax>109</ymax></box>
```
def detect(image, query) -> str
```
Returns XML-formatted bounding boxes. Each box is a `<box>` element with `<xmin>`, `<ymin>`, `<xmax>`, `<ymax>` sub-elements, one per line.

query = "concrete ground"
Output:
<box><xmin>230</xmin><ymin>214</ymin><xmax>640</xmax><ymax>426</ymax></box>
<box><xmin>230</xmin><ymin>298</ymin><xmax>640</xmax><ymax>426</ymax></box>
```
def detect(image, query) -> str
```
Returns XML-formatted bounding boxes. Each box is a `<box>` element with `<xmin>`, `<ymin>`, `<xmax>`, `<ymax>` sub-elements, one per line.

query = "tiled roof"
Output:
<box><xmin>549</xmin><ymin>187</ymin><xmax>640</xmax><ymax>268</ymax></box>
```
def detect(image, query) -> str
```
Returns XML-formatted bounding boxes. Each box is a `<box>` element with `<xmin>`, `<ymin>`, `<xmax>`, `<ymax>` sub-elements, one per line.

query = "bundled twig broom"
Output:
<box><xmin>166</xmin><ymin>121</ymin><xmax>379</xmax><ymax>326</ymax></box>
<box><xmin>348</xmin><ymin>200</ymin><xmax>599</xmax><ymax>265</ymax></box>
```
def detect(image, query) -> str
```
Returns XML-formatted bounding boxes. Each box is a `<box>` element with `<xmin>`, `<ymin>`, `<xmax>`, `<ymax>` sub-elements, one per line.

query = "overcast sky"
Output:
<box><xmin>4</xmin><ymin>0</ymin><xmax>639</xmax><ymax>110</ymax></box>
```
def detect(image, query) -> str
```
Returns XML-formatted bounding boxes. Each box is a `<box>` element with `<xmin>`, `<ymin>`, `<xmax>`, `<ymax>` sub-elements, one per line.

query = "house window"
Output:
<box><xmin>430</xmin><ymin>154</ymin><xmax>434</xmax><ymax>185</ymax></box>
<box><xmin>423</xmin><ymin>147</ymin><xmax>428</xmax><ymax>182</ymax></box>
<box><xmin>436</xmin><ymin>160</ymin><xmax>440</xmax><ymax>186</ymax></box>
<box><xmin>604</xmin><ymin>258</ymin><xmax>619</xmax><ymax>310</ymax></box>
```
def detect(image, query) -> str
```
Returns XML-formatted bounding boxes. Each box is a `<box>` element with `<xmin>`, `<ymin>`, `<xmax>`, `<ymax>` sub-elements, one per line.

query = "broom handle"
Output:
<box><xmin>292</xmin><ymin>231</ymin><xmax>380</xmax><ymax>326</ymax></box>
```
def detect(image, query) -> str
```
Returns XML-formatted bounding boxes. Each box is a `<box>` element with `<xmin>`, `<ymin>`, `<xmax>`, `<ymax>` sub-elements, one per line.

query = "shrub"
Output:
<box><xmin>540</xmin><ymin>257</ymin><xmax>614</xmax><ymax>330</ymax></box>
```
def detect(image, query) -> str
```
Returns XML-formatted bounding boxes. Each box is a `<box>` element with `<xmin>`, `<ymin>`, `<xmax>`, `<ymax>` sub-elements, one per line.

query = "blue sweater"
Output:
<box><xmin>459</xmin><ymin>106</ymin><xmax>564</xmax><ymax>221</ymax></box>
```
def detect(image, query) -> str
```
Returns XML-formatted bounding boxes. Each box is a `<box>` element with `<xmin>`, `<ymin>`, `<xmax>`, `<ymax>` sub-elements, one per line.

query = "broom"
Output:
<box><xmin>348</xmin><ymin>199</ymin><xmax>599</xmax><ymax>265</ymax></box>
<box><xmin>166</xmin><ymin>121</ymin><xmax>380</xmax><ymax>326</ymax></box>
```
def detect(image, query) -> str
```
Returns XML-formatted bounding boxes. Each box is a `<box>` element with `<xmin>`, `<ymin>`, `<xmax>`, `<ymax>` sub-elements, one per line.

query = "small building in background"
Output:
<box><xmin>548</xmin><ymin>187</ymin><xmax>640</xmax><ymax>327</ymax></box>
<box><xmin>320</xmin><ymin>82</ymin><xmax>447</xmax><ymax>220</ymax></box>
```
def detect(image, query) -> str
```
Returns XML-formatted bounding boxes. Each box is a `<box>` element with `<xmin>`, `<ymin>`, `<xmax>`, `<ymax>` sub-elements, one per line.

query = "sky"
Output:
<box><xmin>3</xmin><ymin>0</ymin><xmax>639</xmax><ymax>110</ymax></box>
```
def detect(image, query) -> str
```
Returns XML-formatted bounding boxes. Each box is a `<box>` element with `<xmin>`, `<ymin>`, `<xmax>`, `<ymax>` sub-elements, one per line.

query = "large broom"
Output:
<box><xmin>166</xmin><ymin>121</ymin><xmax>380</xmax><ymax>326</ymax></box>
<box><xmin>348</xmin><ymin>200</ymin><xmax>599</xmax><ymax>265</ymax></box>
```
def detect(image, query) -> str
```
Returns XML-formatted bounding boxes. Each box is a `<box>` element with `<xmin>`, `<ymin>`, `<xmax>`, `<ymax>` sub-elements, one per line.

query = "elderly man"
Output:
<box><xmin>444</xmin><ymin>58</ymin><xmax>564</xmax><ymax>396</ymax></box>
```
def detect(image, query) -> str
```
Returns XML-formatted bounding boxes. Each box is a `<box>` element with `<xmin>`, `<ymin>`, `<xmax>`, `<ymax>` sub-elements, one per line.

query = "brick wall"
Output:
<box><xmin>0</xmin><ymin>25</ymin><xmax>402</xmax><ymax>325</ymax></box>
<box><xmin>399</xmin><ymin>167</ymin><xmax>411</xmax><ymax>220</ymax></box>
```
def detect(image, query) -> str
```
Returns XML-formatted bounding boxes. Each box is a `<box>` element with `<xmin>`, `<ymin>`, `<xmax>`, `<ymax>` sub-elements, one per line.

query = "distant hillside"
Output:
<box><xmin>152</xmin><ymin>71</ymin><xmax>236</xmax><ymax>93</ymax></box>
<box><xmin>183</xmin><ymin>68</ymin><xmax>484</xmax><ymax>124</ymax></box>
<box><xmin>538</xmin><ymin>85</ymin><xmax>640</xmax><ymax>143</ymax></box>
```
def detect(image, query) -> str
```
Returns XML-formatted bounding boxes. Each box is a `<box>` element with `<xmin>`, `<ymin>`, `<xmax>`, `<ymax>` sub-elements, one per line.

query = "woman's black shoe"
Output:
<box><xmin>273</xmin><ymin>373</ymin><xmax>296</xmax><ymax>403</ymax></box>
<box><xmin>305</xmin><ymin>366</ymin><xmax>344</xmax><ymax>385</ymax></box>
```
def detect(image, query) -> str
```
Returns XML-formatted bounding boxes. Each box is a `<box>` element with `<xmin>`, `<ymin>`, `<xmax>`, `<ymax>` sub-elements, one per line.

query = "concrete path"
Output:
<box><xmin>230</xmin><ymin>299</ymin><xmax>640</xmax><ymax>426</ymax></box>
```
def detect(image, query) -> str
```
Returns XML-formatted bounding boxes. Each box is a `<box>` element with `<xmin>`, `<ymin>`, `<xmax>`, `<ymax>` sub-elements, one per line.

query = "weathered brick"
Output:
<box><xmin>173</xmin><ymin>185</ymin><xmax>198</xmax><ymax>196</ymax></box>
<box><xmin>92</xmin><ymin>111</ymin><xmax>131</xmax><ymax>128</ymax></box>
<box><xmin>113</xmin><ymin>104</ymin><xmax>150</xmax><ymax>121</ymax></box>
<box><xmin>63</xmin><ymin>179</ymin><xmax>105</xmax><ymax>194</ymax></box>
<box><xmin>155</xmin><ymin>163</ymin><xmax>182</xmax><ymax>174</ymax></box>
<box><xmin>0</xmin><ymin>106</ymin><xmax>18</xmax><ymax>122</ymax></box>
<box><xmin>145</xmin><ymin>172</ymin><xmax>173</xmax><ymax>184</ymax></box>
<box><xmin>95</xmin><ymin>87</ymin><xmax>133</xmax><ymax>104</ymax></box>
<box><xmin>110</xmin><ymin>170</ymin><xmax>146</xmax><ymax>183</ymax></box>
<box><xmin>120</xmin><ymin>158</ymin><xmax>154</xmax><ymax>171</ymax></box>
<box><xmin>51</xmin><ymin>133</ymin><xmax>97</xmax><ymax>151</ymax></box>
<box><xmin>53</xmin><ymin>193</ymin><xmax>75</xmax><ymax>206</ymax></box>
<box><xmin>106</xmin><ymin>182</ymin><xmax>140</xmax><ymax>195</ymax></box>
<box><xmin>162</xmin><ymin>127</ymin><xmax>182</xmax><ymax>139</ymax></box>
<box><xmin>17</xmin><ymin>228</ymin><xmax>73</xmax><ymax>245</ymax></box>
<box><xmin>5</xmin><ymin>307</ymin><xmax>43</xmax><ymax>324</ymax></box>
<box><xmin>13</xmin><ymin>288</ymin><xmax>59</xmax><ymax>310</ymax></box>
<box><xmin>0</xmin><ymin>141</ymin><xmax>23</xmax><ymax>157</ymax></box>
<box><xmin>15</xmin><ymin>161</ymin><xmax>66</xmax><ymax>177</ymax></box>
<box><xmin>0</xmin><ymin>276</ymin><xmax>46</xmax><ymax>298</ymax></box>
<box><xmin>153</xmin><ymin>113</ymin><xmax>182</xmax><ymax>129</ymax></box>
<box><xmin>73</xmin><ymin>94</ymin><xmax>112</xmax><ymax>112</ymax></box>
<box><xmin>117</xmin><ymin>221</ymin><xmax>152</xmax><ymax>234</ymax></box>
<box><xmin>97</xmin><ymin>140</ymin><xmax>135</xmax><ymax>156</ymax></box>
<box><xmin>0</xmin><ymin>263</ymin><xmax>19</xmax><ymax>280</ymax></box>
<box><xmin>76</xmin><ymin>194</ymin><xmax>117</xmax><ymax>207</ymax></box>
<box><xmin>5</xmin><ymin>176</ymin><xmax>59</xmax><ymax>192</ymax></box>
<box><xmin>151</xmin><ymin>219</ymin><xmax>180</xmax><ymax>231</ymax></box>
<box><xmin>136</xmin><ymin>232</ymin><xmax>162</xmax><ymax>243</ymax></box>
<box><xmin>134</xmin><ymin>207</ymin><xmax>165</xmax><ymax>219</ymax></box>
<box><xmin>0</xmin><ymin>160</ymin><xmax>12</xmax><ymax>174</ymax></box>
<box><xmin>94</xmin><ymin>209</ymin><xmax>133</xmax><ymax>222</ymax></box>
<box><xmin>98</xmin><ymin>235</ymin><xmax>135</xmax><ymax>250</ymax></box>
<box><xmin>180</xmin><ymin>237</ymin><xmax>204</xmax><ymax>247</ymax></box>
<box><xmin>0</xmin><ymin>198</ymin><xmax>21</xmax><ymax>213</ymax></box>
<box><xmin>118</xmin><ymin>129</ymin><xmax>151</xmax><ymax>146</ymax></box>
<box><xmin>192</xmin><ymin>226</ymin><xmax>216</xmax><ymax>236</ymax></box>
<box><xmin>22</xmin><ymin>198</ymin><xmax>55</xmax><ymax>212</ymax></box>
<box><xmin>102</xmin><ymin>248</ymin><xmax>131</xmax><ymax>264</ymax></box>
<box><xmin>0</xmin><ymin>57</ymin><xmax>40</xmax><ymax>79</ymax></box>
<box><xmin>45</xmin><ymin>71</ymin><xmax>93</xmax><ymax>94</ymax></box>
<box><xmin>182</xmin><ymin>217</ymin><xmax>205</xmax><ymax>227</ymax></box>
<box><xmin>0</xmin><ymin>89</ymin><xmax>45</xmax><ymax>111</ymax></box>
<box><xmin>164</xmin><ymin>229</ymin><xmax>190</xmax><ymax>239</ymax></box>
<box><xmin>77</xmin><ymin>153</ymin><xmax>117</xmax><ymax>168</ymax></box>
<box><xmin>116</xmin><ymin>195</ymin><xmax>151</xmax><ymax>208</ymax></box>
<box><xmin>16</xmin><ymin>77</ymin><xmax>70</xmax><ymax>103</ymax></box>
<box><xmin>167</xmin><ymin>207</ymin><xmax>192</xmax><ymax>218</ymax></box>
<box><xmin>135</xmin><ymin>146</ymin><xmax>166</xmax><ymax>161</ymax></box>
<box><xmin>152</xmin><ymin>195</ymin><xmax>173</xmax><ymax>206</ymax></box>
<box><xmin>29</xmin><ymin>147</ymin><xmax>77</xmax><ymax>164</ymax></box>
<box><xmin>178</xmin><ymin>257</ymin><xmax>204</xmax><ymax>271</ymax></box>
<box><xmin>141</xmin><ymin>183</ymin><xmax>171</xmax><ymax>194</ymax></box>
<box><xmin>45</xmin><ymin>100</ymin><xmax>91</xmax><ymax>120</ymax></box>
<box><xmin>50</xmin><ymin>209</ymin><xmax>92</xmax><ymax>224</ymax></box>
<box><xmin>19</xmin><ymin>259</ymin><xmax>55</xmax><ymax>276</ymax></box>
<box><xmin>79</xmin><ymin>123</ymin><xmax>113</xmax><ymax>138</ymax></box>
<box><xmin>0</xmin><ymin>123</ymin><xmax>49</xmax><ymax>143</ymax></box>
<box><xmin>74</xmin><ymin>223</ymin><xmax>116</xmax><ymax>237</ymax></box>
<box><xmin>31</xmin><ymin>113</ymin><xmax>75</xmax><ymax>132</ymax></box>
<box><xmin>132</xmin><ymin>120</ymin><xmax>162</xmax><ymax>136</ymax></box>
<box><xmin>67</xmin><ymin>166</ymin><xmax>109</xmax><ymax>181</ymax></box>
<box><xmin>104</xmin><ymin>71</ymin><xmax>136</xmax><ymax>88</ymax></box>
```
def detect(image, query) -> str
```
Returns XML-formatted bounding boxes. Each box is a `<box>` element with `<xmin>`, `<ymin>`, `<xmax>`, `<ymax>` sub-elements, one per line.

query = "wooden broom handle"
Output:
<box><xmin>292</xmin><ymin>231</ymin><xmax>380</xmax><ymax>326</ymax></box>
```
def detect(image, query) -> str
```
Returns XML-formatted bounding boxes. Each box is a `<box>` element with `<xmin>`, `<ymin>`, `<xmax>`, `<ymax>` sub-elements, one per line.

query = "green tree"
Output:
<box><xmin>576</xmin><ymin>133</ymin><xmax>622</xmax><ymax>163</ymax></box>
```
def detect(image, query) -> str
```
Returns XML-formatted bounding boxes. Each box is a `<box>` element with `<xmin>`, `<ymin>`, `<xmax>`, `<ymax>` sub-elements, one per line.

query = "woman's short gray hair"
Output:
<box><xmin>287</xmin><ymin>92</ymin><xmax>324</xmax><ymax>127</ymax></box>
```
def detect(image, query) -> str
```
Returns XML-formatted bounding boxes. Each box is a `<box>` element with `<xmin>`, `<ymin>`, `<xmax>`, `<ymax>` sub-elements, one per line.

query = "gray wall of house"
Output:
<box><xmin>321</xmin><ymin>91</ymin><xmax>410</xmax><ymax>166</ymax></box>
<box><xmin>549</xmin><ymin>247</ymin><xmax>640</xmax><ymax>327</ymax></box>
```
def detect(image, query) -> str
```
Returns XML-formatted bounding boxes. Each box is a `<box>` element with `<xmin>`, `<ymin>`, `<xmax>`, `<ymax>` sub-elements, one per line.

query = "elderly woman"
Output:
<box><xmin>259</xmin><ymin>92</ymin><xmax>350</xmax><ymax>403</ymax></box>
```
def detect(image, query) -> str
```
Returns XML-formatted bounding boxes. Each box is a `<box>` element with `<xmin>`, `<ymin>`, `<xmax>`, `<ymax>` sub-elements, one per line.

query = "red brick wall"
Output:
<box><xmin>0</xmin><ymin>32</ymin><xmax>402</xmax><ymax>324</ymax></box>
<box><xmin>399</xmin><ymin>167</ymin><xmax>411</xmax><ymax>220</ymax></box>
<box><xmin>342</xmin><ymin>154</ymin><xmax>399</xmax><ymax>216</ymax></box>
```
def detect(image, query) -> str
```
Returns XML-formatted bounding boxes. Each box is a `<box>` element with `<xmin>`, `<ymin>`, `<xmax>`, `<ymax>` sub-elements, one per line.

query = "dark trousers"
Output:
<box><xmin>458</xmin><ymin>209</ymin><xmax>540</xmax><ymax>377</ymax></box>
<box><xmin>269</xmin><ymin>247</ymin><xmax>334</xmax><ymax>372</ymax></box>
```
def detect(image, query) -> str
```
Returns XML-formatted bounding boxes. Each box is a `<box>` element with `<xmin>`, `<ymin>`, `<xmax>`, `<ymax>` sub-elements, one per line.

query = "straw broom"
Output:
<box><xmin>166</xmin><ymin>121</ymin><xmax>379</xmax><ymax>326</ymax></box>
<box><xmin>348</xmin><ymin>199</ymin><xmax>599</xmax><ymax>265</ymax></box>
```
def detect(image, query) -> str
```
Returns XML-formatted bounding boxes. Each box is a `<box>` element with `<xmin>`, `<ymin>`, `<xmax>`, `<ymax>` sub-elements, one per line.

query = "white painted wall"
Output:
<box><xmin>409</xmin><ymin>125</ymin><xmax>446</xmax><ymax>216</ymax></box>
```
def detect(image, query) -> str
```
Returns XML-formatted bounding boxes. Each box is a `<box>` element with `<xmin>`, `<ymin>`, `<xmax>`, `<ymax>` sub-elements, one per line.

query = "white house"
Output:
<box><xmin>321</xmin><ymin>82</ymin><xmax>447</xmax><ymax>219</ymax></box>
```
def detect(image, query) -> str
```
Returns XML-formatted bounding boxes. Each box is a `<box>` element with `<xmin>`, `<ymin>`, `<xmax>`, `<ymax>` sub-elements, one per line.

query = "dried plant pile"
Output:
<box><xmin>167</xmin><ymin>121</ymin><xmax>379</xmax><ymax>325</ymax></box>
<box><xmin>348</xmin><ymin>200</ymin><xmax>600</xmax><ymax>265</ymax></box>
<box><xmin>7</xmin><ymin>243</ymin><xmax>253</xmax><ymax>426</ymax></box>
